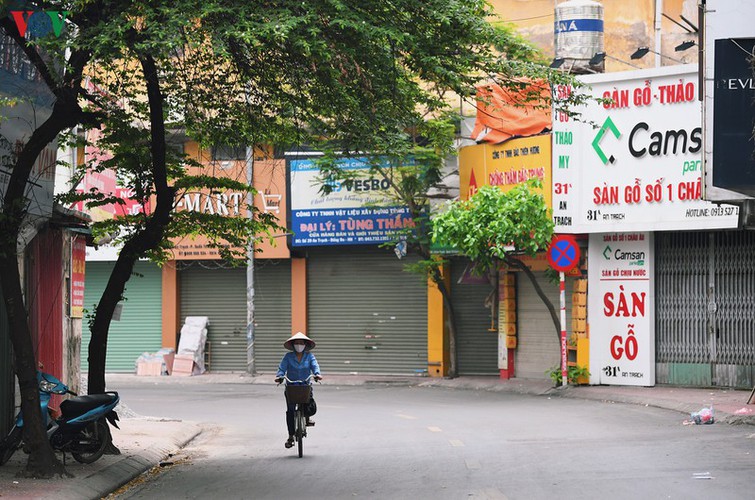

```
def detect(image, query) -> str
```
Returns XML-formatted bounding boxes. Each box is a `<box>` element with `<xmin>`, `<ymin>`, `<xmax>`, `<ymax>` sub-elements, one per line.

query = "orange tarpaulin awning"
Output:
<box><xmin>471</xmin><ymin>80</ymin><xmax>551</xmax><ymax>144</ymax></box>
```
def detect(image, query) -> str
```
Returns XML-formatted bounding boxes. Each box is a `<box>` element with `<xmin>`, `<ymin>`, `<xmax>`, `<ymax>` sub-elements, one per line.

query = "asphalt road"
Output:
<box><xmin>108</xmin><ymin>381</ymin><xmax>755</xmax><ymax>500</ymax></box>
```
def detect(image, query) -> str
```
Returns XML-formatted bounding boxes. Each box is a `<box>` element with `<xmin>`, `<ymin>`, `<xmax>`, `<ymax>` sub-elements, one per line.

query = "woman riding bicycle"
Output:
<box><xmin>274</xmin><ymin>332</ymin><xmax>322</xmax><ymax>449</ymax></box>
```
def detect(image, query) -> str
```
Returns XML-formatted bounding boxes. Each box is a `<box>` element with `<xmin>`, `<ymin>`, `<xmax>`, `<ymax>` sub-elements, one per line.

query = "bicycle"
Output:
<box><xmin>279</xmin><ymin>374</ymin><xmax>316</xmax><ymax>458</ymax></box>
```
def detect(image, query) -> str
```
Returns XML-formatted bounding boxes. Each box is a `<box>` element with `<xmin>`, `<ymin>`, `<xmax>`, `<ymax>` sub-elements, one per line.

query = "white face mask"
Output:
<box><xmin>294</xmin><ymin>344</ymin><xmax>306</xmax><ymax>353</ymax></box>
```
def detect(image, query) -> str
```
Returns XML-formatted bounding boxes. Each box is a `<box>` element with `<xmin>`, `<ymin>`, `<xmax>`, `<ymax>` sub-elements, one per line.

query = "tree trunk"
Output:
<box><xmin>0</xmin><ymin>255</ymin><xmax>66</xmax><ymax>478</ymax></box>
<box><xmin>87</xmin><ymin>53</ymin><xmax>174</xmax><ymax>395</ymax></box>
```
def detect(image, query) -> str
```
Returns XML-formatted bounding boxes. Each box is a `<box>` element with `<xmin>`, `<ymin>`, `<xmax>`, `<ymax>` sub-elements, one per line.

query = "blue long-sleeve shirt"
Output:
<box><xmin>276</xmin><ymin>351</ymin><xmax>320</xmax><ymax>384</ymax></box>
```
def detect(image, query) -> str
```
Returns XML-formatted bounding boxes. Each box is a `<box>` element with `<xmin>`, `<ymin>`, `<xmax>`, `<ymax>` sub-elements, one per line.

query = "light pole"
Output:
<box><xmin>245</xmin><ymin>145</ymin><xmax>255</xmax><ymax>374</ymax></box>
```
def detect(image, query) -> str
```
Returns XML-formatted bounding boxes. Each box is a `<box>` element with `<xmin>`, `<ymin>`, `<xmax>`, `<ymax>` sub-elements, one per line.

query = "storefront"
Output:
<box><xmin>552</xmin><ymin>66</ymin><xmax>742</xmax><ymax>387</ymax></box>
<box><xmin>458</xmin><ymin>135</ymin><xmax>559</xmax><ymax>379</ymax></box>
<box><xmin>285</xmin><ymin>156</ymin><xmax>428</xmax><ymax>375</ymax></box>
<box><xmin>450</xmin><ymin>258</ymin><xmax>498</xmax><ymax>376</ymax></box>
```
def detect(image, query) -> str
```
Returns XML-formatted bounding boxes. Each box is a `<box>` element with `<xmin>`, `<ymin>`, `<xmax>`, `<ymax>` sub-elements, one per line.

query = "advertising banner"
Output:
<box><xmin>70</xmin><ymin>235</ymin><xmax>86</xmax><ymax>318</ymax></box>
<box><xmin>552</xmin><ymin>66</ymin><xmax>740</xmax><ymax>233</ymax></box>
<box><xmin>170</xmin><ymin>156</ymin><xmax>289</xmax><ymax>260</ymax></box>
<box><xmin>290</xmin><ymin>157</ymin><xmax>412</xmax><ymax>246</ymax></box>
<box><xmin>459</xmin><ymin>135</ymin><xmax>552</xmax><ymax>207</ymax></box>
<box><xmin>588</xmin><ymin>232</ymin><xmax>654</xmax><ymax>386</ymax></box>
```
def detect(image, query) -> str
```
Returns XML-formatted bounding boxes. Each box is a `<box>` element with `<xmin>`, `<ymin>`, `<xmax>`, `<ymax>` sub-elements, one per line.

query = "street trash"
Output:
<box><xmin>684</xmin><ymin>406</ymin><xmax>714</xmax><ymax>425</ymax></box>
<box><xmin>692</xmin><ymin>472</ymin><xmax>714</xmax><ymax>480</ymax></box>
<box><xmin>735</xmin><ymin>407</ymin><xmax>753</xmax><ymax>415</ymax></box>
<box><xmin>135</xmin><ymin>348</ymin><xmax>175</xmax><ymax>376</ymax></box>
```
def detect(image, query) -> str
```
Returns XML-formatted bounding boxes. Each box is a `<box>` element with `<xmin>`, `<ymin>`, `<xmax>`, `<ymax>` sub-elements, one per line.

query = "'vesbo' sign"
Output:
<box><xmin>289</xmin><ymin>157</ymin><xmax>413</xmax><ymax>247</ymax></box>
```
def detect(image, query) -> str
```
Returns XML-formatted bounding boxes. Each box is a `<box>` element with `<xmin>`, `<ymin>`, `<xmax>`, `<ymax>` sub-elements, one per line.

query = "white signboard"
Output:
<box><xmin>552</xmin><ymin>66</ymin><xmax>739</xmax><ymax>233</ymax></box>
<box><xmin>588</xmin><ymin>232</ymin><xmax>655</xmax><ymax>386</ymax></box>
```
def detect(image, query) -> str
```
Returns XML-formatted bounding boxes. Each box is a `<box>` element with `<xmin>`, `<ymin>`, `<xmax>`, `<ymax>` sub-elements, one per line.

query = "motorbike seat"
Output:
<box><xmin>60</xmin><ymin>393</ymin><xmax>117</xmax><ymax>419</ymax></box>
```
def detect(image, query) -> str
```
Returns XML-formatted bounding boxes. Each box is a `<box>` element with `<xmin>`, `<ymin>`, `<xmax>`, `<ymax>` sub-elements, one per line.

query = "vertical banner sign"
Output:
<box><xmin>70</xmin><ymin>236</ymin><xmax>86</xmax><ymax>318</ymax></box>
<box><xmin>588</xmin><ymin>232</ymin><xmax>655</xmax><ymax>386</ymax></box>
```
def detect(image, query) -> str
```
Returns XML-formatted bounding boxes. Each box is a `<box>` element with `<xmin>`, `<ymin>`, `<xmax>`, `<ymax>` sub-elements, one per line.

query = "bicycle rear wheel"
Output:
<box><xmin>295</xmin><ymin>409</ymin><xmax>304</xmax><ymax>458</ymax></box>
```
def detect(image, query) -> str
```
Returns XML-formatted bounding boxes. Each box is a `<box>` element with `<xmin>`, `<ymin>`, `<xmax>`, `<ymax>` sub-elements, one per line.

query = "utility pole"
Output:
<box><xmin>245</xmin><ymin>145</ymin><xmax>255</xmax><ymax>374</ymax></box>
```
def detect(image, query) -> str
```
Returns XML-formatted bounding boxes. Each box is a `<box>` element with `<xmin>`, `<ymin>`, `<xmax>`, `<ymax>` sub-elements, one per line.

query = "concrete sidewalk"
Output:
<box><xmin>1</xmin><ymin>373</ymin><xmax>753</xmax><ymax>499</ymax></box>
<box><xmin>0</xmin><ymin>415</ymin><xmax>202</xmax><ymax>500</ymax></box>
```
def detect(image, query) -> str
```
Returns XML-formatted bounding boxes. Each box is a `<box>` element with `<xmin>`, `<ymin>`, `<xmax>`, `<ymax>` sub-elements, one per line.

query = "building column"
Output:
<box><xmin>161</xmin><ymin>262</ymin><xmax>179</xmax><ymax>349</ymax></box>
<box><xmin>427</xmin><ymin>261</ymin><xmax>449</xmax><ymax>377</ymax></box>
<box><xmin>291</xmin><ymin>257</ymin><xmax>307</xmax><ymax>335</ymax></box>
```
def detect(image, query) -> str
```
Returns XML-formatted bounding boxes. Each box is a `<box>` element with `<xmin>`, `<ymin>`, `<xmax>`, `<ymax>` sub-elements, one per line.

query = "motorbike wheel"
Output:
<box><xmin>71</xmin><ymin>419</ymin><xmax>111</xmax><ymax>464</ymax></box>
<box><xmin>0</xmin><ymin>427</ymin><xmax>22</xmax><ymax>466</ymax></box>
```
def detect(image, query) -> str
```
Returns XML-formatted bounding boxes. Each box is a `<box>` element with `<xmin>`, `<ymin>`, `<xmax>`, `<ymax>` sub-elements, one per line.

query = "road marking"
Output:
<box><xmin>396</xmin><ymin>413</ymin><xmax>418</xmax><ymax>420</ymax></box>
<box><xmin>465</xmin><ymin>458</ymin><xmax>481</xmax><ymax>470</ymax></box>
<box><xmin>428</xmin><ymin>426</ymin><xmax>442</xmax><ymax>433</ymax></box>
<box><xmin>449</xmin><ymin>439</ymin><xmax>464</xmax><ymax>447</ymax></box>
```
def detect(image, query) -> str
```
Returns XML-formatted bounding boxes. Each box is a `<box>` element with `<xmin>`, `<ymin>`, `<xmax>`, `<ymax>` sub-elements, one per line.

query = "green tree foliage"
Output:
<box><xmin>432</xmin><ymin>181</ymin><xmax>563</xmax><ymax>342</ymax></box>
<box><xmin>432</xmin><ymin>182</ymin><xmax>554</xmax><ymax>270</ymax></box>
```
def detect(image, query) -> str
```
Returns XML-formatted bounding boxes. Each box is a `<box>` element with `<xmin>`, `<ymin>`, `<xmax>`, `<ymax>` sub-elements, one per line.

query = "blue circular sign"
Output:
<box><xmin>547</xmin><ymin>235</ymin><xmax>580</xmax><ymax>272</ymax></box>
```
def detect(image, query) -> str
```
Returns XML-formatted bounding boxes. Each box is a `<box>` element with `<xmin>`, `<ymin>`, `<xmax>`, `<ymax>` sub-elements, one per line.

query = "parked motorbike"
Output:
<box><xmin>0</xmin><ymin>372</ymin><xmax>120</xmax><ymax>465</ymax></box>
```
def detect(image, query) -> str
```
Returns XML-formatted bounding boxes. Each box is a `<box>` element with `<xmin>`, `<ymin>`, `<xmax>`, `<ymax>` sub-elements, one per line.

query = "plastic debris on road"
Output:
<box><xmin>683</xmin><ymin>406</ymin><xmax>714</xmax><ymax>425</ymax></box>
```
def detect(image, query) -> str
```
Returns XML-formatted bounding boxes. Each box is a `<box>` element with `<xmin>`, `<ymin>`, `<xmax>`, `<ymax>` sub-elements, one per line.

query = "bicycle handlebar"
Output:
<box><xmin>277</xmin><ymin>374</ymin><xmax>321</xmax><ymax>385</ymax></box>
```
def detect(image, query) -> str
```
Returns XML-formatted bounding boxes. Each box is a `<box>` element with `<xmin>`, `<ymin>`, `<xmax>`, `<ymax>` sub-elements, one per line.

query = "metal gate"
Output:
<box><xmin>515</xmin><ymin>271</ymin><xmax>571</xmax><ymax>380</ymax></box>
<box><xmin>180</xmin><ymin>263</ymin><xmax>247</xmax><ymax>371</ymax></box>
<box><xmin>82</xmin><ymin>261</ymin><xmax>163</xmax><ymax>372</ymax></box>
<box><xmin>307</xmin><ymin>247</ymin><xmax>427</xmax><ymax>375</ymax></box>
<box><xmin>656</xmin><ymin>231</ymin><xmax>755</xmax><ymax>388</ymax></box>
<box><xmin>450</xmin><ymin>258</ymin><xmax>498</xmax><ymax>375</ymax></box>
<box><xmin>246</xmin><ymin>260</ymin><xmax>292</xmax><ymax>374</ymax></box>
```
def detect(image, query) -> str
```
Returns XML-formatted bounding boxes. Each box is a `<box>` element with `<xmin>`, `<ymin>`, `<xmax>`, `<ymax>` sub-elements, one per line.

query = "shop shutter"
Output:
<box><xmin>180</xmin><ymin>264</ymin><xmax>247</xmax><ymax>371</ymax></box>
<box><xmin>81</xmin><ymin>261</ymin><xmax>163</xmax><ymax>373</ymax></box>
<box><xmin>516</xmin><ymin>271</ymin><xmax>572</xmax><ymax>380</ymax></box>
<box><xmin>248</xmin><ymin>260</ymin><xmax>292</xmax><ymax>374</ymax></box>
<box><xmin>307</xmin><ymin>247</ymin><xmax>427</xmax><ymax>374</ymax></box>
<box><xmin>656</xmin><ymin>231</ymin><xmax>755</xmax><ymax>388</ymax></box>
<box><xmin>451</xmin><ymin>258</ymin><xmax>498</xmax><ymax>375</ymax></box>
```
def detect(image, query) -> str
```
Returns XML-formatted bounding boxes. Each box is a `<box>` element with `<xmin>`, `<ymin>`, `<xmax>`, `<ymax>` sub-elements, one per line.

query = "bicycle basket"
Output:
<box><xmin>286</xmin><ymin>385</ymin><xmax>312</xmax><ymax>404</ymax></box>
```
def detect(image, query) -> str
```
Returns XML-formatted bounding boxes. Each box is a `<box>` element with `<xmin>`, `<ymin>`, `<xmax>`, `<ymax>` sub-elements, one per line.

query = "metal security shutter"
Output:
<box><xmin>249</xmin><ymin>260</ymin><xmax>292</xmax><ymax>374</ymax></box>
<box><xmin>516</xmin><ymin>271</ymin><xmax>572</xmax><ymax>380</ymax></box>
<box><xmin>656</xmin><ymin>231</ymin><xmax>755</xmax><ymax>388</ymax></box>
<box><xmin>451</xmin><ymin>258</ymin><xmax>498</xmax><ymax>375</ymax></box>
<box><xmin>307</xmin><ymin>247</ymin><xmax>427</xmax><ymax>374</ymax></box>
<box><xmin>81</xmin><ymin>261</ymin><xmax>162</xmax><ymax>372</ymax></box>
<box><xmin>180</xmin><ymin>264</ymin><xmax>246</xmax><ymax>371</ymax></box>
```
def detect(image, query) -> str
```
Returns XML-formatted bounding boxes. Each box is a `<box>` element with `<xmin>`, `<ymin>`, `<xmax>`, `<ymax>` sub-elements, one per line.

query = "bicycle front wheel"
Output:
<box><xmin>295</xmin><ymin>409</ymin><xmax>305</xmax><ymax>458</ymax></box>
